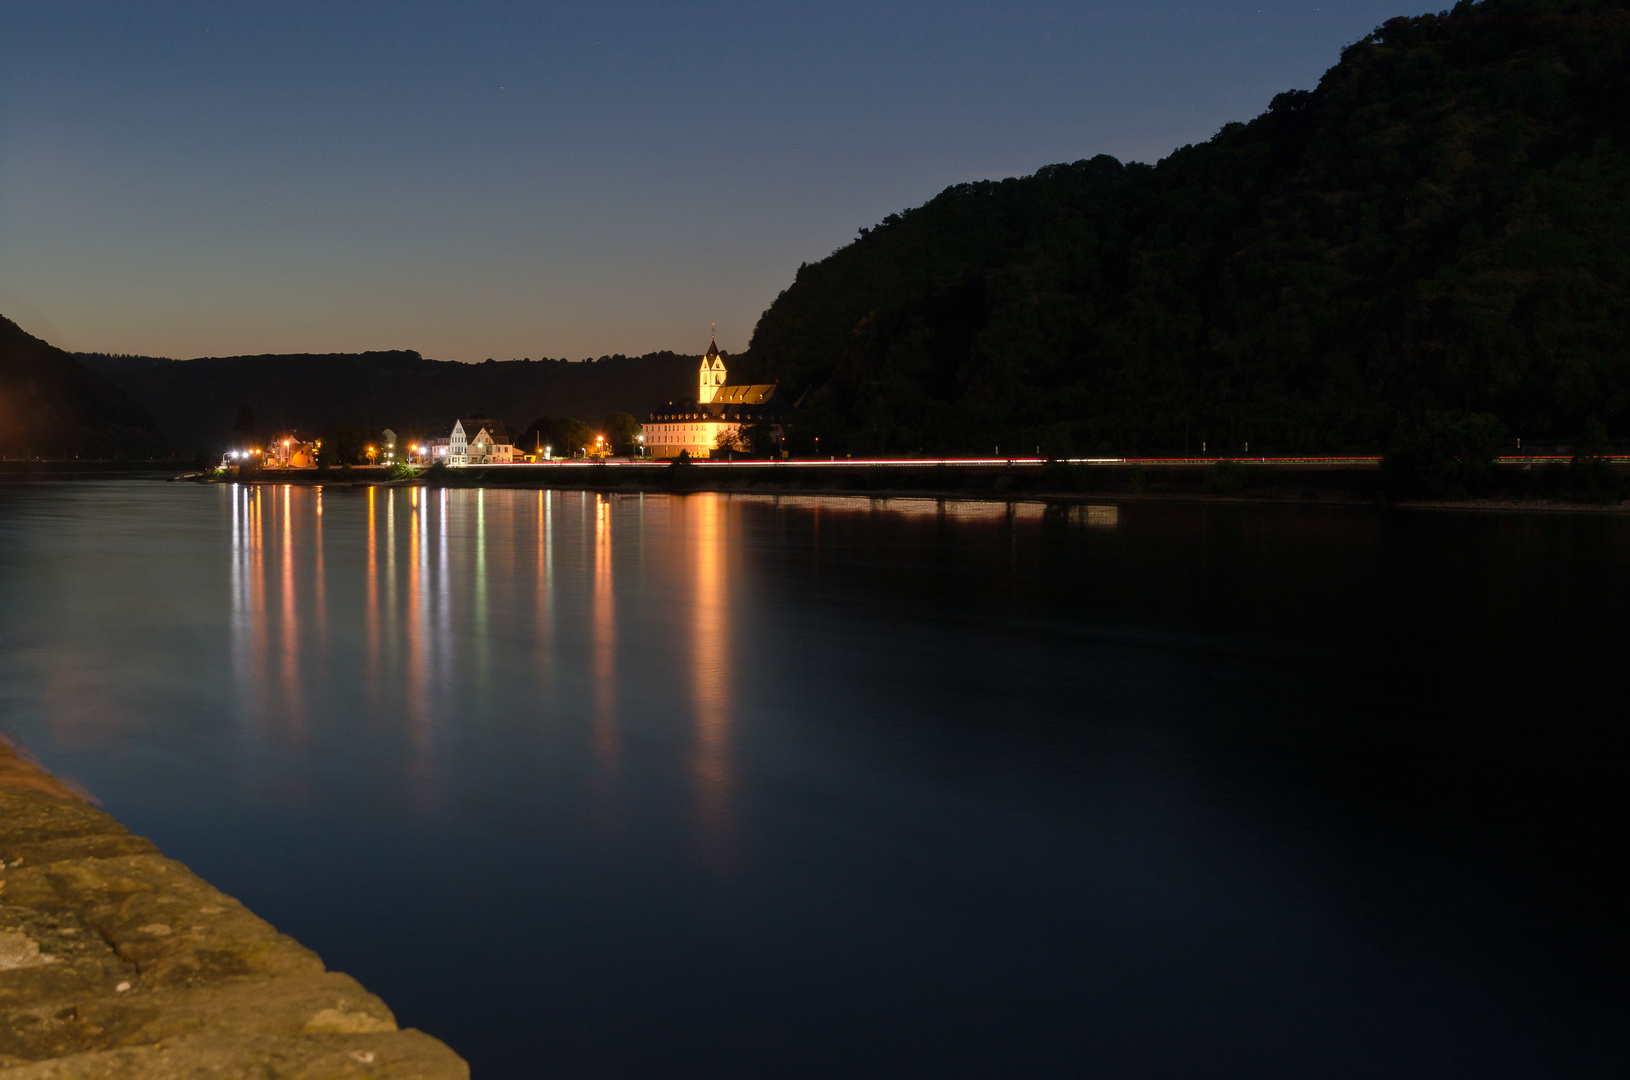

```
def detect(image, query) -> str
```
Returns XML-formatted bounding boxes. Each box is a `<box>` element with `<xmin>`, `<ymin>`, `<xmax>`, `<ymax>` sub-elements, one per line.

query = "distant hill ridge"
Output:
<box><xmin>76</xmin><ymin>349</ymin><xmax>703</xmax><ymax>451</ymax></box>
<box><xmin>736</xmin><ymin>0</ymin><xmax>1630</xmax><ymax>455</ymax></box>
<box><xmin>0</xmin><ymin>316</ymin><xmax>163</xmax><ymax>457</ymax></box>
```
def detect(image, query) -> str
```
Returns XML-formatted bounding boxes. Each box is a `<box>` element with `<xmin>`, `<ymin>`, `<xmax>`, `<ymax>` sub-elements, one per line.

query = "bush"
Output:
<box><xmin>668</xmin><ymin>451</ymin><xmax>696</xmax><ymax>489</ymax></box>
<box><xmin>1379</xmin><ymin>412</ymin><xmax>1504</xmax><ymax>501</ymax></box>
<box><xmin>1204</xmin><ymin>459</ymin><xmax>1248</xmax><ymax>495</ymax></box>
<box><xmin>1041</xmin><ymin>460</ymin><xmax>1079</xmax><ymax>491</ymax></box>
<box><xmin>1563</xmin><ymin>419</ymin><xmax>1625</xmax><ymax>503</ymax></box>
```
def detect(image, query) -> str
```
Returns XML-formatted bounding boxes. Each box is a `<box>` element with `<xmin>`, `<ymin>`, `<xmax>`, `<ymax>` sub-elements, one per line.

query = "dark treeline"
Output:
<box><xmin>517</xmin><ymin>412</ymin><xmax>643</xmax><ymax>458</ymax></box>
<box><xmin>77</xmin><ymin>350</ymin><xmax>699</xmax><ymax>453</ymax></box>
<box><xmin>734</xmin><ymin>0</ymin><xmax>1630</xmax><ymax>457</ymax></box>
<box><xmin>0</xmin><ymin>316</ymin><xmax>164</xmax><ymax>458</ymax></box>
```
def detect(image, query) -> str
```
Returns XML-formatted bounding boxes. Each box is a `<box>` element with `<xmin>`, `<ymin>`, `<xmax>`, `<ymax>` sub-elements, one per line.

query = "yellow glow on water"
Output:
<box><xmin>280</xmin><ymin>486</ymin><xmax>303</xmax><ymax>740</ymax></box>
<box><xmin>536</xmin><ymin>490</ymin><xmax>553</xmax><ymax>677</ymax></box>
<box><xmin>691</xmin><ymin>493</ymin><xmax>734</xmax><ymax>864</ymax></box>
<box><xmin>367</xmin><ymin>487</ymin><xmax>379</xmax><ymax>701</ymax></box>
<box><xmin>592</xmin><ymin>493</ymin><xmax>617</xmax><ymax>760</ymax></box>
<box><xmin>405</xmin><ymin>485</ymin><xmax>432</xmax><ymax>810</ymax></box>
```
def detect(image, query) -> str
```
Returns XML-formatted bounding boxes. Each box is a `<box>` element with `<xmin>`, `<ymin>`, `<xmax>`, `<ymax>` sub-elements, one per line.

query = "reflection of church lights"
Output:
<box><xmin>367</xmin><ymin>487</ymin><xmax>380</xmax><ymax>697</ymax></box>
<box><xmin>592</xmin><ymin>494</ymin><xmax>617</xmax><ymax>758</ymax></box>
<box><xmin>692</xmin><ymin>493</ymin><xmax>733</xmax><ymax>861</ymax></box>
<box><xmin>280</xmin><ymin>486</ymin><xmax>303</xmax><ymax>737</ymax></box>
<box><xmin>537</xmin><ymin>490</ymin><xmax>553</xmax><ymax>674</ymax></box>
<box><xmin>313</xmin><ymin>487</ymin><xmax>326</xmax><ymax>646</ymax></box>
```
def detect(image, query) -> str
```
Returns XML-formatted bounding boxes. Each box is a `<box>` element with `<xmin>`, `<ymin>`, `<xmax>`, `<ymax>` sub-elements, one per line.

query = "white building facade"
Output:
<box><xmin>646</xmin><ymin>336</ymin><xmax>783</xmax><ymax>459</ymax></box>
<box><xmin>449</xmin><ymin>418</ymin><xmax>514</xmax><ymax>465</ymax></box>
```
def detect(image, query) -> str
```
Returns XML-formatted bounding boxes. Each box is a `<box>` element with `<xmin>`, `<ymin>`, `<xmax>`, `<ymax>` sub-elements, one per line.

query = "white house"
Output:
<box><xmin>449</xmin><ymin>417</ymin><xmax>515</xmax><ymax>466</ymax></box>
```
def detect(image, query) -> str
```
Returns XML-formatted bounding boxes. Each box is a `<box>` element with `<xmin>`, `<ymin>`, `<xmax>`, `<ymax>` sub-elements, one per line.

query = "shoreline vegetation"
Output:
<box><xmin>7</xmin><ymin>457</ymin><xmax>1624</xmax><ymax>513</ymax></box>
<box><xmin>194</xmin><ymin>454</ymin><xmax>1630</xmax><ymax>512</ymax></box>
<box><xmin>6</xmin><ymin>456</ymin><xmax>1630</xmax><ymax>512</ymax></box>
<box><xmin>0</xmin><ymin>737</ymin><xmax>468</xmax><ymax>1077</ymax></box>
<box><xmin>6</xmin><ymin>452</ymin><xmax>1623</xmax><ymax>511</ymax></box>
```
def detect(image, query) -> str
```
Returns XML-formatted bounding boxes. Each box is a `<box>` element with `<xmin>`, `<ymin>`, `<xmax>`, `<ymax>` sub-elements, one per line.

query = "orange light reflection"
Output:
<box><xmin>691</xmin><ymin>493</ymin><xmax>734</xmax><ymax>865</ymax></box>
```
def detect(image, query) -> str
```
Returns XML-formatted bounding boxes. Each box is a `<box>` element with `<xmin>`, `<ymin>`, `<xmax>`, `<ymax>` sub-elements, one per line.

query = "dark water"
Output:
<box><xmin>0</xmin><ymin>482</ymin><xmax>1625</xmax><ymax>1078</ymax></box>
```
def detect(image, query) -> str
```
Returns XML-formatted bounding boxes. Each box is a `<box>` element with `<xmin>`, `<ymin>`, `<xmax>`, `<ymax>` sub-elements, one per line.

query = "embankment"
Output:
<box><xmin>0</xmin><ymin>739</ymin><xmax>468</xmax><ymax>1078</ymax></box>
<box><xmin>207</xmin><ymin>456</ymin><xmax>1630</xmax><ymax>509</ymax></box>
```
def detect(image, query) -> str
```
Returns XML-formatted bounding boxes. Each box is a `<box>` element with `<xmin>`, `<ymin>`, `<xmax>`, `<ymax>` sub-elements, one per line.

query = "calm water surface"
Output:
<box><xmin>0</xmin><ymin>482</ymin><xmax>1625</xmax><ymax>1077</ymax></box>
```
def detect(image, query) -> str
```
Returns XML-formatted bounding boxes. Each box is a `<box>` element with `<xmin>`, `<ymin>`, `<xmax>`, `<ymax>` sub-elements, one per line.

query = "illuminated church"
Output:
<box><xmin>645</xmin><ymin>332</ymin><xmax>786</xmax><ymax>459</ymax></box>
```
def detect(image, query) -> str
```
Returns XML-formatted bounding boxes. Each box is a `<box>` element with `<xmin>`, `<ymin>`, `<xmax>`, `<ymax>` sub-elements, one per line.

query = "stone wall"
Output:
<box><xmin>0</xmin><ymin>739</ymin><xmax>467</xmax><ymax>1078</ymax></box>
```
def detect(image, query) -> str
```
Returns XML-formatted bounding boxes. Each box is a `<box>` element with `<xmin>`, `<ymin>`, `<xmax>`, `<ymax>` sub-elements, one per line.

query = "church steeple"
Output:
<box><xmin>699</xmin><ymin>325</ymin><xmax>726</xmax><ymax>404</ymax></box>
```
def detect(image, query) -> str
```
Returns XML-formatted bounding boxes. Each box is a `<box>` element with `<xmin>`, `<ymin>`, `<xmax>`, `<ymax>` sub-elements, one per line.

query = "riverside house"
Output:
<box><xmin>449</xmin><ymin>417</ymin><xmax>515</xmax><ymax>465</ymax></box>
<box><xmin>266</xmin><ymin>436</ymin><xmax>318</xmax><ymax>468</ymax></box>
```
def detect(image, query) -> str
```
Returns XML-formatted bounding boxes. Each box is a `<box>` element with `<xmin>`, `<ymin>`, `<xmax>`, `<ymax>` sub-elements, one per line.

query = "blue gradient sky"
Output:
<box><xmin>1</xmin><ymin>1</ymin><xmax>1417</xmax><ymax>361</ymax></box>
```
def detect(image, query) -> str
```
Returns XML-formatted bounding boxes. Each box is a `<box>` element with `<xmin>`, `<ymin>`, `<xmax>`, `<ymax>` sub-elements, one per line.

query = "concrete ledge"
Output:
<box><xmin>0</xmin><ymin>740</ymin><xmax>467</xmax><ymax>1078</ymax></box>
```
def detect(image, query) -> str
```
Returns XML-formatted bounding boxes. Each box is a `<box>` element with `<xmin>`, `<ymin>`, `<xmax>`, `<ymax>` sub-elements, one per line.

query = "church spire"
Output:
<box><xmin>699</xmin><ymin>325</ymin><xmax>726</xmax><ymax>403</ymax></box>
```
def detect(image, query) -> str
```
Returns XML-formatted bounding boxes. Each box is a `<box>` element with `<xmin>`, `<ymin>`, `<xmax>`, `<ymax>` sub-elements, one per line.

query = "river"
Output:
<box><xmin>0</xmin><ymin>482</ymin><xmax>1624</xmax><ymax>1077</ymax></box>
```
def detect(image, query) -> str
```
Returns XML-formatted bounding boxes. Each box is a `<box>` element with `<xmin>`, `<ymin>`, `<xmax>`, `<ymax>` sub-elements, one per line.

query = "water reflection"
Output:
<box><xmin>592</xmin><ymin>493</ymin><xmax>618</xmax><ymax>761</ymax></box>
<box><xmin>229</xmin><ymin>487</ymin><xmax>268</xmax><ymax>732</ymax></box>
<box><xmin>536</xmin><ymin>491</ymin><xmax>553</xmax><ymax>681</ymax></box>
<box><xmin>280</xmin><ymin>486</ymin><xmax>303</xmax><ymax>741</ymax></box>
<box><xmin>406</xmin><ymin>484</ymin><xmax>432</xmax><ymax>805</ymax></box>
<box><xmin>367</xmin><ymin>487</ymin><xmax>380</xmax><ymax>703</ymax></box>
<box><xmin>314</xmin><ymin>487</ymin><xmax>326</xmax><ymax>651</ymax></box>
<box><xmin>6</xmin><ymin>483</ymin><xmax>1629</xmax><ymax>1078</ymax></box>
<box><xmin>217</xmin><ymin>486</ymin><xmax>1116</xmax><ymax>818</ymax></box>
<box><xmin>690</xmin><ymin>493</ymin><xmax>734</xmax><ymax>864</ymax></box>
<box><xmin>1078</xmin><ymin>503</ymin><xmax>1118</xmax><ymax>528</ymax></box>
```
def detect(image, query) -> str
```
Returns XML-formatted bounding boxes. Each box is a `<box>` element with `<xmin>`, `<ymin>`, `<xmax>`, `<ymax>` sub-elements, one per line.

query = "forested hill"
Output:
<box><xmin>0</xmin><ymin>317</ymin><xmax>164</xmax><ymax>457</ymax></box>
<box><xmin>738</xmin><ymin>0</ymin><xmax>1630</xmax><ymax>456</ymax></box>
<box><xmin>80</xmin><ymin>350</ymin><xmax>699</xmax><ymax>451</ymax></box>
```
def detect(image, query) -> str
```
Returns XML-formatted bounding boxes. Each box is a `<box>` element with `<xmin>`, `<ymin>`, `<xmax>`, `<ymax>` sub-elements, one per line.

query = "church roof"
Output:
<box><xmin>648</xmin><ymin>383</ymin><xmax>788</xmax><ymax>422</ymax></box>
<box><xmin>712</xmin><ymin>383</ymin><xmax>777</xmax><ymax>405</ymax></box>
<box><xmin>705</xmin><ymin>339</ymin><xmax>722</xmax><ymax>360</ymax></box>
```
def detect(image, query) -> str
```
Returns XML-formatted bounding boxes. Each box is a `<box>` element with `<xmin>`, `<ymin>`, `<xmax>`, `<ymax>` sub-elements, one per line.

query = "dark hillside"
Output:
<box><xmin>740</xmin><ymin>0</ymin><xmax>1630</xmax><ymax>455</ymax></box>
<box><xmin>84</xmin><ymin>350</ymin><xmax>699</xmax><ymax>451</ymax></box>
<box><xmin>0</xmin><ymin>317</ymin><xmax>164</xmax><ymax>457</ymax></box>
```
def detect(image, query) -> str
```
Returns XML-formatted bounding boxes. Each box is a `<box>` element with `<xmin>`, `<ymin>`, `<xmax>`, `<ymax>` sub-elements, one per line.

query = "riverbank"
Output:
<box><xmin>0</xmin><ymin>738</ymin><xmax>467</xmax><ymax>1078</ymax></box>
<box><xmin>197</xmin><ymin>458</ymin><xmax>1630</xmax><ymax>513</ymax></box>
<box><xmin>0</xmin><ymin>461</ymin><xmax>195</xmax><ymax>480</ymax></box>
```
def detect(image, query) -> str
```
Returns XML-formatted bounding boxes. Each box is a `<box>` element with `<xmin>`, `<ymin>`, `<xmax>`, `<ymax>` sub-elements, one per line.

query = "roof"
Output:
<box><xmin>454</xmin><ymin>416</ymin><xmax>513</xmax><ymax>440</ymax></box>
<box><xmin>647</xmin><ymin>385</ymin><xmax>789</xmax><ymax>422</ymax></box>
<box><xmin>712</xmin><ymin>383</ymin><xmax>777</xmax><ymax>405</ymax></box>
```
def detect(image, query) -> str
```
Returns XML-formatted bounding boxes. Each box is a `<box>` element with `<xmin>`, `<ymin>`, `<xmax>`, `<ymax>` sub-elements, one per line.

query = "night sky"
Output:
<box><xmin>1</xmin><ymin>1</ymin><xmax>1417</xmax><ymax>361</ymax></box>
